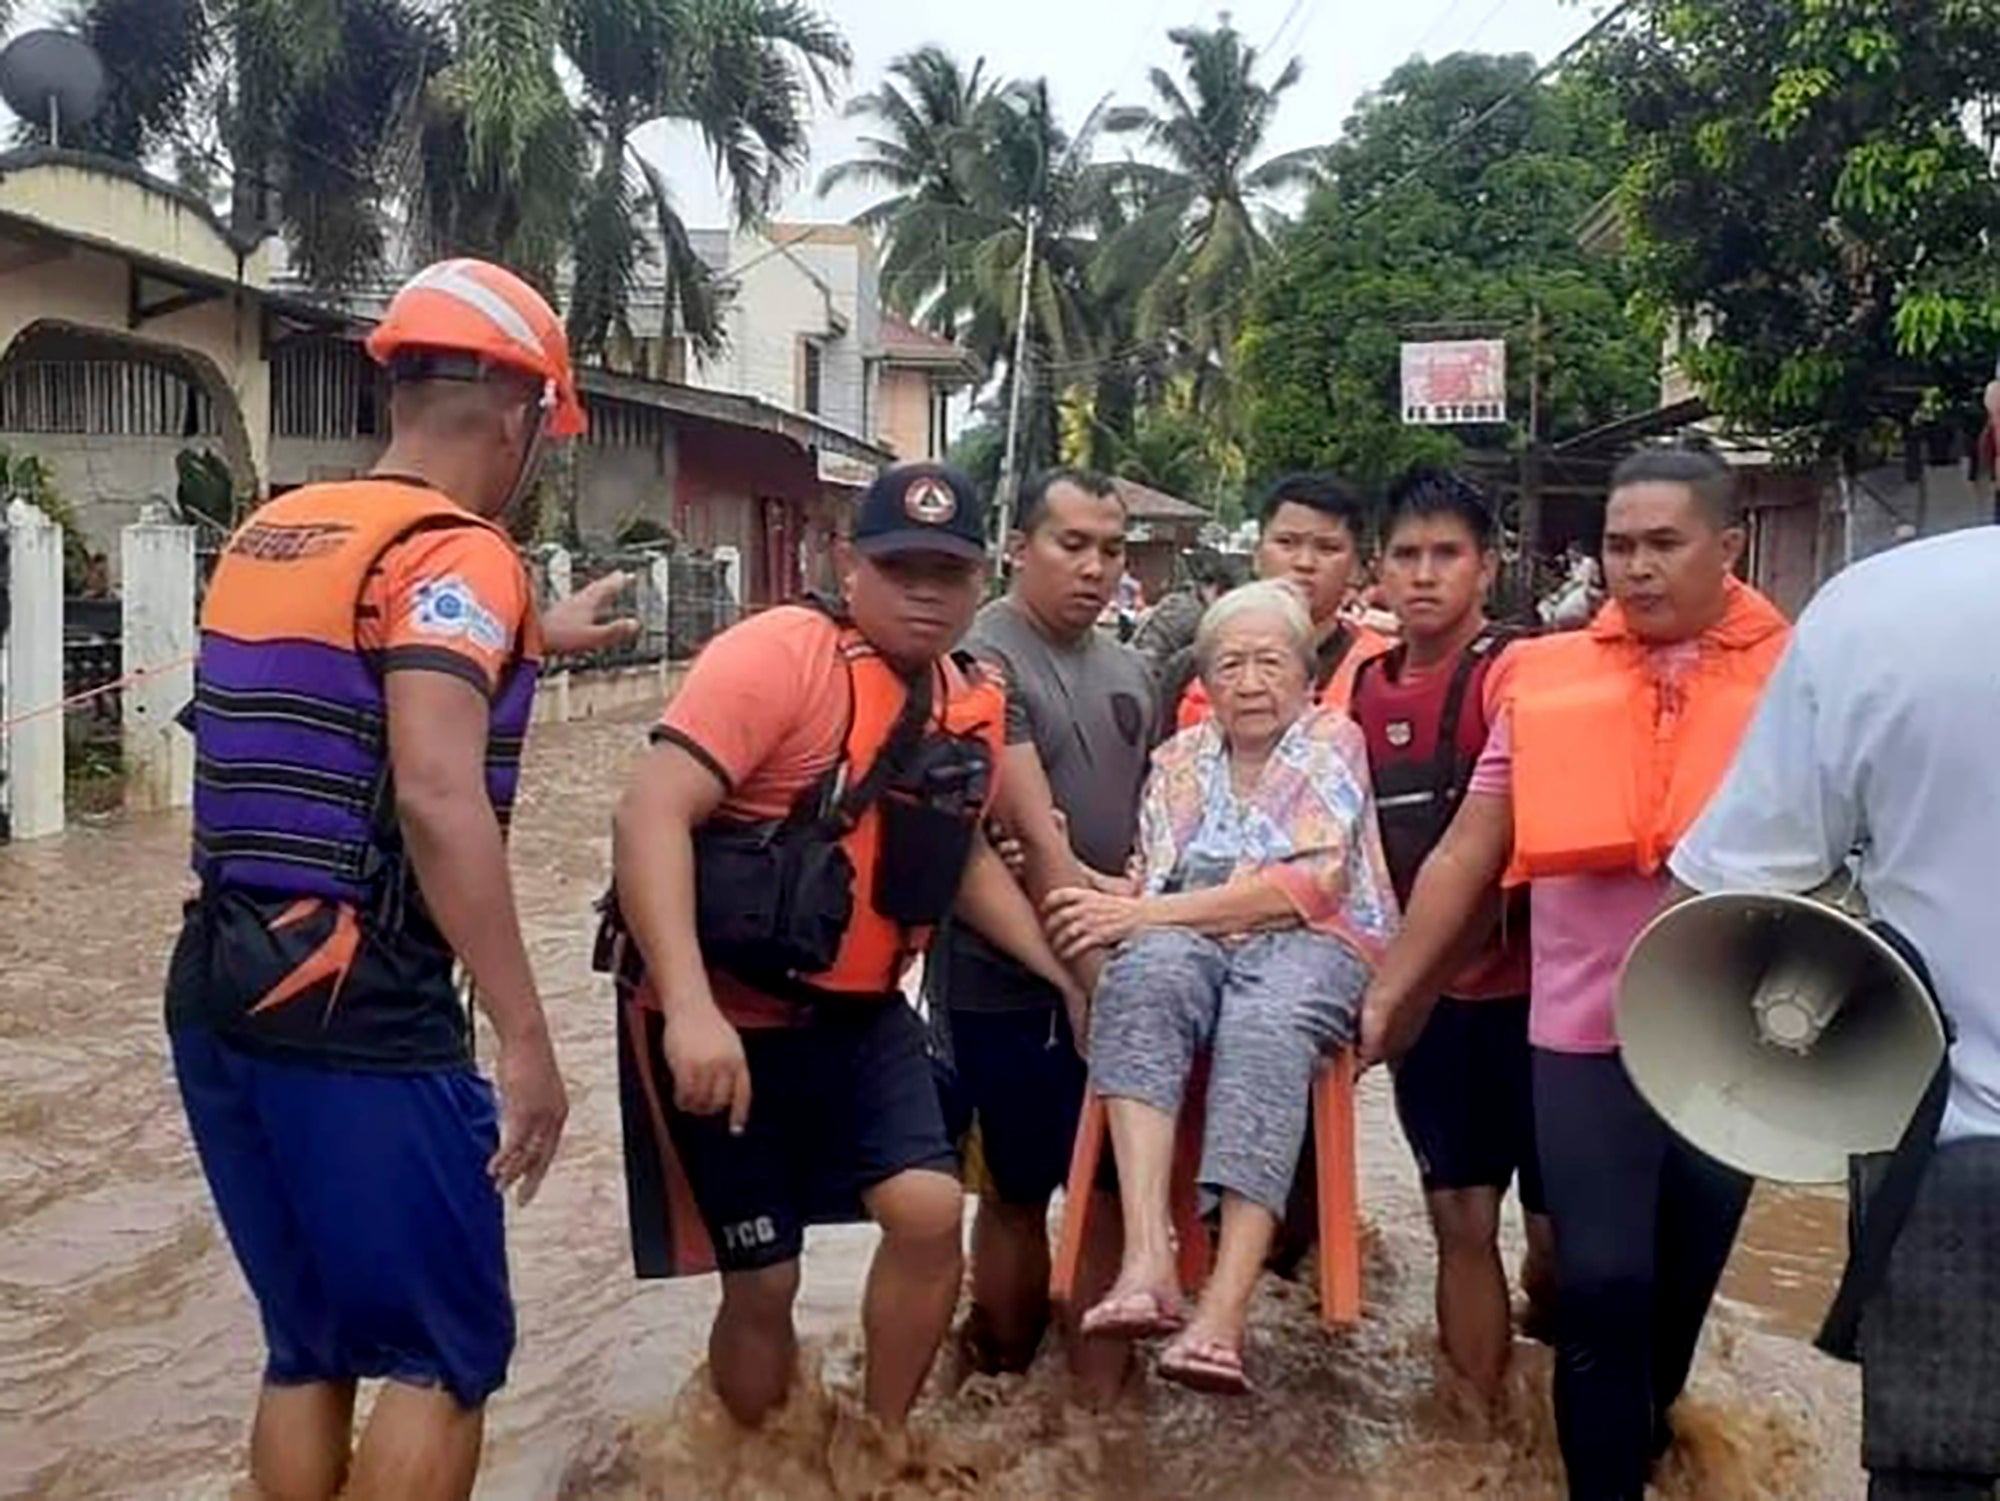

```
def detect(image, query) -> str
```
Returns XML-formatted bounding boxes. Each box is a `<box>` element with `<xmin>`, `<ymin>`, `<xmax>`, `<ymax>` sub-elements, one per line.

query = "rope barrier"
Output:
<box><xmin>0</xmin><ymin>654</ymin><xmax>197</xmax><ymax>740</ymax></box>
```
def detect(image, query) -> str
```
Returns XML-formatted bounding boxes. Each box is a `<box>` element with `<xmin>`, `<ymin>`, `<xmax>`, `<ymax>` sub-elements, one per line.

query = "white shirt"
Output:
<box><xmin>1671</xmin><ymin>528</ymin><xmax>2000</xmax><ymax>1144</ymax></box>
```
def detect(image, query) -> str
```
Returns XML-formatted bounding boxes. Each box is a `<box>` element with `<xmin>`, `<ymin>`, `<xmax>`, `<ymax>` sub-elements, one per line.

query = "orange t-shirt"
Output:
<box><xmin>355</xmin><ymin>526</ymin><xmax>533</xmax><ymax>696</ymax></box>
<box><xmin>654</xmin><ymin>606</ymin><xmax>853</xmax><ymax>818</ymax></box>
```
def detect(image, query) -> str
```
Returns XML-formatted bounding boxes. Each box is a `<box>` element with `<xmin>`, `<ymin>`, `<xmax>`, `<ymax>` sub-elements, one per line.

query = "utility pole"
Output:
<box><xmin>1516</xmin><ymin>299</ymin><xmax>1547</xmax><ymax>615</ymax></box>
<box><xmin>991</xmin><ymin>91</ymin><xmax>1112</xmax><ymax>579</ymax></box>
<box><xmin>992</xmin><ymin>205</ymin><xmax>1040</xmax><ymax>580</ymax></box>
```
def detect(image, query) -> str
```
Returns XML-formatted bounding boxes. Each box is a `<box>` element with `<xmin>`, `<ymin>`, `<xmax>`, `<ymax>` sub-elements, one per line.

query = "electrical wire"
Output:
<box><xmin>1024</xmin><ymin>0</ymin><xmax>1641</xmax><ymax>381</ymax></box>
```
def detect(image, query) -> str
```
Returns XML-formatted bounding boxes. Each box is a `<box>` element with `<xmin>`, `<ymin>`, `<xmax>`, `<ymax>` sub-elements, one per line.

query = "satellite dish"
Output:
<box><xmin>0</xmin><ymin>30</ymin><xmax>107</xmax><ymax>147</ymax></box>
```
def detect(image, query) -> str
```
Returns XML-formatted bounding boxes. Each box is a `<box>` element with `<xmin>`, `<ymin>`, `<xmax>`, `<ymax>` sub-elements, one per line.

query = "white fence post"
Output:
<box><xmin>5</xmin><ymin>500</ymin><xmax>65</xmax><ymax>840</ymax></box>
<box><xmin>647</xmin><ymin>551</ymin><xmax>673</xmax><ymax>686</ymax></box>
<box><xmin>540</xmin><ymin>544</ymin><xmax>572</xmax><ymax>725</ymax></box>
<box><xmin>121</xmin><ymin>518</ymin><xmax>197</xmax><ymax>814</ymax></box>
<box><xmin>712</xmin><ymin>544</ymin><xmax>742</xmax><ymax>614</ymax></box>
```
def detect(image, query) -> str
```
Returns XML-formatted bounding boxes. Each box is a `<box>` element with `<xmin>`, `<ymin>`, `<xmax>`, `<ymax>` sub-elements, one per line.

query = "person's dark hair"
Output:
<box><xmin>1016</xmin><ymin>467</ymin><xmax>1122</xmax><ymax>534</ymax></box>
<box><xmin>1610</xmin><ymin>446</ymin><xmax>1741</xmax><ymax>530</ymax></box>
<box><xmin>1384</xmin><ymin>466</ymin><xmax>1495</xmax><ymax>550</ymax></box>
<box><xmin>1255</xmin><ymin>471</ymin><xmax>1367</xmax><ymax>540</ymax></box>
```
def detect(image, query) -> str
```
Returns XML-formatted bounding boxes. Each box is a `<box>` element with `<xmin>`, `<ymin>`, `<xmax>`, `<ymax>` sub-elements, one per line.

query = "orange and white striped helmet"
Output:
<box><xmin>366</xmin><ymin>258</ymin><xmax>587</xmax><ymax>437</ymax></box>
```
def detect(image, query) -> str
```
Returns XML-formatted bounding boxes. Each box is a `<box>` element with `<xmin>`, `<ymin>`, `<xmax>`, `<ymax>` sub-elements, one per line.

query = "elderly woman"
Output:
<box><xmin>1045</xmin><ymin>580</ymin><xmax>1397</xmax><ymax>1395</ymax></box>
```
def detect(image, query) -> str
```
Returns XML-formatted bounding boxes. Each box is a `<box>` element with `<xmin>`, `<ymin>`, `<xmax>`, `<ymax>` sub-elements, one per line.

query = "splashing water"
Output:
<box><xmin>0</xmin><ymin>711</ymin><xmax>1860</xmax><ymax>1499</ymax></box>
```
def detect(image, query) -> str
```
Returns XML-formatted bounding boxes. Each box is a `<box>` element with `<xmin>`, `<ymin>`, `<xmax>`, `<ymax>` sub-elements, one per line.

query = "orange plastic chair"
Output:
<box><xmin>1050</xmin><ymin>1050</ymin><xmax>1362</xmax><ymax>1331</ymax></box>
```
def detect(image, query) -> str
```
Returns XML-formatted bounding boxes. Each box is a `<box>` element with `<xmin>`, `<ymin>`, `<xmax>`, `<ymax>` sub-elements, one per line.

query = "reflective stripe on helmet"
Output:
<box><xmin>400</xmin><ymin>260</ymin><xmax>551</xmax><ymax>368</ymax></box>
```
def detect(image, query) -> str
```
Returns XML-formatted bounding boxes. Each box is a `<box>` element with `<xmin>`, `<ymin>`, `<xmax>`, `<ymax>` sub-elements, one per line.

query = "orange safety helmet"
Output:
<box><xmin>365</xmin><ymin>258</ymin><xmax>587</xmax><ymax>438</ymax></box>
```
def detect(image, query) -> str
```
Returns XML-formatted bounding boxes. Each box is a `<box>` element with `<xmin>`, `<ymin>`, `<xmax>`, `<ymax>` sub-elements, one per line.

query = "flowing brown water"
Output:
<box><xmin>0</xmin><ymin>710</ymin><xmax>1861</xmax><ymax>1499</ymax></box>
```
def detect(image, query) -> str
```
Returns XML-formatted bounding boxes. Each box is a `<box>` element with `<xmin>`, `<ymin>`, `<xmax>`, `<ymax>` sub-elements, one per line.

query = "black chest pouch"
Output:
<box><xmin>873</xmin><ymin>732</ymin><xmax>992</xmax><ymax>927</ymax></box>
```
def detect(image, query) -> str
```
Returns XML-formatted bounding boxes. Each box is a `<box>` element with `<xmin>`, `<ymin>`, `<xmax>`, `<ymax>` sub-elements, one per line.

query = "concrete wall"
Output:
<box><xmin>269</xmin><ymin>436</ymin><xmax>383</xmax><ymax>488</ymax></box>
<box><xmin>0</xmin><ymin>240</ymin><xmax>269</xmax><ymax>491</ymax></box>
<box><xmin>0</xmin><ymin>431</ymin><xmax>232</xmax><ymax>562</ymax></box>
<box><xmin>576</xmin><ymin>435</ymin><xmax>677</xmax><ymax>543</ymax></box>
<box><xmin>878</xmin><ymin>367</ymin><xmax>936</xmax><ymax>461</ymax></box>
<box><xmin>0</xmin><ymin>158</ymin><xmax>271</xmax><ymax>290</ymax></box>
<box><xmin>1846</xmin><ymin>460</ymin><xmax>1990</xmax><ymax>562</ymax></box>
<box><xmin>779</xmin><ymin>228</ymin><xmax>880</xmax><ymax>438</ymax></box>
<box><xmin>696</xmin><ymin>230</ymin><xmax>836</xmax><ymax>416</ymax></box>
<box><xmin>691</xmin><ymin>226</ymin><xmax>881</xmax><ymax>438</ymax></box>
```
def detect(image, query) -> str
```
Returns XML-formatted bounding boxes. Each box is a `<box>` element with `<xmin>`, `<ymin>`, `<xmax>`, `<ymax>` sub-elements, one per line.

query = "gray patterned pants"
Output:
<box><xmin>1089</xmin><ymin>927</ymin><xmax>1367</xmax><ymax>1216</ymax></box>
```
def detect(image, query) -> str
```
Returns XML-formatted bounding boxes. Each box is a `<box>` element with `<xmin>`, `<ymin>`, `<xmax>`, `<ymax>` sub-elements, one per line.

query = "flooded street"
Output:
<box><xmin>1</xmin><ymin>708</ymin><xmax>1861</xmax><ymax>1499</ymax></box>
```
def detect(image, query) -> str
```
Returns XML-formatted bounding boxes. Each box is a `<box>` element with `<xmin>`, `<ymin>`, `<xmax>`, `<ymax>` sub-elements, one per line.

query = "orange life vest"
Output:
<box><xmin>808</xmin><ymin>626</ymin><xmax>1007</xmax><ymax>996</ymax></box>
<box><xmin>1503</xmin><ymin>579</ymin><xmax>1790</xmax><ymax>884</ymax></box>
<box><xmin>1176</xmin><ymin>620</ymin><xmax>1392</xmax><ymax>729</ymax></box>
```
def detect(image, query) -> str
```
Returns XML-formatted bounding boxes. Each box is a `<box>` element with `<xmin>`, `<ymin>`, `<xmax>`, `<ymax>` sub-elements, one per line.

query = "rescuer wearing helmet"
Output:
<box><xmin>165</xmin><ymin>258</ymin><xmax>632</xmax><ymax>1501</ymax></box>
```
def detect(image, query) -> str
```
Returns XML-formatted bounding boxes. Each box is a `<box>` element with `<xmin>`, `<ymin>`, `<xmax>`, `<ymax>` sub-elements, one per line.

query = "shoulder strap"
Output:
<box><xmin>1314</xmin><ymin>625</ymin><xmax>1355</xmax><ymax>695</ymax></box>
<box><xmin>1428</xmin><ymin>627</ymin><xmax>1509</xmax><ymax>811</ymax></box>
<box><xmin>827</xmin><ymin>659</ymin><xmax>935</xmax><ymax>832</ymax></box>
<box><xmin>1816</xmin><ymin>923</ymin><xmax>1955</xmax><ymax>1362</ymax></box>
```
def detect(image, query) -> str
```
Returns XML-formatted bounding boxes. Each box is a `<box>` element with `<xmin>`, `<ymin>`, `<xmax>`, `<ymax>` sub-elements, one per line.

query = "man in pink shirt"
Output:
<box><xmin>1360</xmin><ymin>448</ymin><xmax>1791</xmax><ymax>1501</ymax></box>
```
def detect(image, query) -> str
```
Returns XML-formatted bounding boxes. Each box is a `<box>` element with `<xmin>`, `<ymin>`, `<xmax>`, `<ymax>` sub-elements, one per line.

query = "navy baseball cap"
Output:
<box><xmin>852</xmin><ymin>462</ymin><xmax>988</xmax><ymax>562</ymax></box>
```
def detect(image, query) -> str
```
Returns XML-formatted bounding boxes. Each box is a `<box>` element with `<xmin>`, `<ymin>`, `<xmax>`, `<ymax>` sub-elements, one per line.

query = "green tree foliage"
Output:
<box><xmin>36</xmin><ymin>0</ymin><xmax>439</xmax><ymax>287</ymax></box>
<box><xmin>1098</xmin><ymin>22</ymin><xmax>1319</xmax><ymax>409</ymax></box>
<box><xmin>1585</xmin><ymin>0</ymin><xmax>2000</xmax><ymax>457</ymax></box>
<box><xmin>1236</xmin><ymin>53</ymin><xmax>1657</xmax><ymax>488</ymax></box>
<box><xmin>0</xmin><ymin>446</ymin><xmax>90</xmax><ymax>591</ymax></box>
<box><xmin>40</xmin><ymin>0</ymin><xmax>849</xmax><ymax>344</ymax></box>
<box><xmin>414</xmin><ymin>0</ymin><xmax>850</xmax><ymax>346</ymax></box>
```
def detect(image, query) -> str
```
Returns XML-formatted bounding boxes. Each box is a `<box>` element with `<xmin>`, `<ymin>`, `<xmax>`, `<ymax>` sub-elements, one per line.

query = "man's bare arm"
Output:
<box><xmin>612</xmin><ymin>744</ymin><xmax>754</xmax><ymax>1131</ymax></box>
<box><xmin>1360</xmin><ymin>790</ymin><xmax>1514</xmax><ymax>1065</ymax></box>
<box><xmin>387</xmin><ymin>670</ymin><xmax>566</xmax><ymax>1201</ymax></box>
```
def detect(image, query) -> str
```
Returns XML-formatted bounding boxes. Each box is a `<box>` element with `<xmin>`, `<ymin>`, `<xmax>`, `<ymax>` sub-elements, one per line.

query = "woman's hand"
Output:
<box><xmin>1044</xmin><ymin>887</ymin><xmax>1146</xmax><ymax>962</ymax></box>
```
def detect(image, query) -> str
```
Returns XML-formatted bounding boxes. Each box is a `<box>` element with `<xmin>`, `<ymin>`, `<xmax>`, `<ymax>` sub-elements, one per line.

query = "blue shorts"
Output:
<box><xmin>171</xmin><ymin>1027</ymin><xmax>513</xmax><ymax>1408</ymax></box>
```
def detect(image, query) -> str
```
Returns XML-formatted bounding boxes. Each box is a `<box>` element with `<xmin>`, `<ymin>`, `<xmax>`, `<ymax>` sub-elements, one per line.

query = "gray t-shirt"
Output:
<box><xmin>944</xmin><ymin>596</ymin><xmax>1155</xmax><ymax>1009</ymax></box>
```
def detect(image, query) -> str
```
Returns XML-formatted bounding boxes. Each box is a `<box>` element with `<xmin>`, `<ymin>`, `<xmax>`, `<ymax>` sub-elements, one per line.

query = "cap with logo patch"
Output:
<box><xmin>852</xmin><ymin>462</ymin><xmax>987</xmax><ymax>562</ymax></box>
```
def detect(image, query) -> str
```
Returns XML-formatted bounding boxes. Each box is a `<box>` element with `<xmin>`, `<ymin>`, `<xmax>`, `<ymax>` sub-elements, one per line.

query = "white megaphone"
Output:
<box><xmin>1617</xmin><ymin>878</ymin><xmax>1947</xmax><ymax>1185</ymax></box>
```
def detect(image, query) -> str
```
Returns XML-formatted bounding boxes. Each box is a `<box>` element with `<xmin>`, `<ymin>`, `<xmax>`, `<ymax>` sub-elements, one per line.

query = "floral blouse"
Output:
<box><xmin>1134</xmin><ymin>705</ymin><xmax>1400</xmax><ymax>963</ymax></box>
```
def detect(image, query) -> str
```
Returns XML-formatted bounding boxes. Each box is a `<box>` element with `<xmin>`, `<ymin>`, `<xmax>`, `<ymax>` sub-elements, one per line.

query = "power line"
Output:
<box><xmin>1461</xmin><ymin>0</ymin><xmax>1521</xmax><ymax>52</ymax></box>
<box><xmin>1029</xmin><ymin>0</ymin><xmax>1641</xmax><ymax>381</ymax></box>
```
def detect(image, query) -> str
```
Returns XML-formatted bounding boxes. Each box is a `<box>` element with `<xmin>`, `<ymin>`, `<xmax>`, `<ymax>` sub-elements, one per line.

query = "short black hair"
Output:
<box><xmin>1016</xmin><ymin>467</ymin><xmax>1122</xmax><ymax>534</ymax></box>
<box><xmin>1610</xmin><ymin>446</ymin><xmax>1741</xmax><ymax>529</ymax></box>
<box><xmin>1256</xmin><ymin>471</ymin><xmax>1367</xmax><ymax>540</ymax></box>
<box><xmin>1384</xmin><ymin>466</ymin><xmax>1496</xmax><ymax>550</ymax></box>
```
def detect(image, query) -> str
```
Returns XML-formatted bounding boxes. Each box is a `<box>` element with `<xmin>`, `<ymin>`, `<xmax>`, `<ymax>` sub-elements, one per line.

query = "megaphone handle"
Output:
<box><xmin>1815</xmin><ymin>922</ymin><xmax>1954</xmax><ymax>1364</ymax></box>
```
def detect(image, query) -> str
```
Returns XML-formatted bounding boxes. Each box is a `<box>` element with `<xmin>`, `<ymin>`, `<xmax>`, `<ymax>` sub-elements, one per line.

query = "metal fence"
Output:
<box><xmin>62</xmin><ymin>599</ymin><xmax>122</xmax><ymax>750</ymax></box>
<box><xmin>528</xmin><ymin>546</ymin><xmax>740</xmax><ymax>672</ymax></box>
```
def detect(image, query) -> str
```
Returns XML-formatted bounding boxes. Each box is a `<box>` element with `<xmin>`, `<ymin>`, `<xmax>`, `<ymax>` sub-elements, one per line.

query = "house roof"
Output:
<box><xmin>880</xmin><ymin>311</ymin><xmax>983</xmax><ymax>382</ymax></box>
<box><xmin>1112</xmin><ymin>476</ymin><xmax>1210</xmax><ymax>524</ymax></box>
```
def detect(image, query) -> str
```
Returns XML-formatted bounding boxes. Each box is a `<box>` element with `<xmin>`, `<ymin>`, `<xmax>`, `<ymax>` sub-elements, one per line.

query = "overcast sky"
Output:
<box><xmin>3</xmin><ymin>0</ymin><xmax>1597</xmax><ymax>227</ymax></box>
<box><xmin>645</xmin><ymin>0</ymin><xmax>1594</xmax><ymax>225</ymax></box>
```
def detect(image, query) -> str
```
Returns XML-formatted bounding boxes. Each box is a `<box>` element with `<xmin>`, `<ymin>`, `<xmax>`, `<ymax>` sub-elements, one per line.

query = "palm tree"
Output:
<box><xmin>826</xmin><ymin>66</ymin><xmax>1120</xmax><ymax>474</ymax></box>
<box><xmin>415</xmin><ymin>0</ymin><xmax>849</xmax><ymax>356</ymax></box>
<box><xmin>31</xmin><ymin>0</ymin><xmax>440</xmax><ymax>288</ymax></box>
<box><xmin>817</xmin><ymin>46</ymin><xmax>995</xmax><ymax>328</ymax></box>
<box><xmin>1100</xmin><ymin>21</ymin><xmax>1317</xmax><ymax>400</ymax></box>
<box><xmin>33</xmin><ymin>0</ymin><xmax>849</xmax><ymax>344</ymax></box>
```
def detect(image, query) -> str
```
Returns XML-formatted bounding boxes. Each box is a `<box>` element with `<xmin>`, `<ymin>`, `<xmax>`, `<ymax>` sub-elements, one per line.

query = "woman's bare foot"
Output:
<box><xmin>1080</xmin><ymin>1270</ymin><xmax>1186</xmax><ymax>1340</ymax></box>
<box><xmin>1158</xmin><ymin>1325</ymin><xmax>1251</xmax><ymax>1396</ymax></box>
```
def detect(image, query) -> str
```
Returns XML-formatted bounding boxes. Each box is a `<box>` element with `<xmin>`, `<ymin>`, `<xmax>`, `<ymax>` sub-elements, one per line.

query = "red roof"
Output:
<box><xmin>880</xmin><ymin>312</ymin><xmax>980</xmax><ymax>379</ymax></box>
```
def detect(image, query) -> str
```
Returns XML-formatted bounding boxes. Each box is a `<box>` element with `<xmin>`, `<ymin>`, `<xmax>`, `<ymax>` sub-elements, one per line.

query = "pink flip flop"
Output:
<box><xmin>1157</xmin><ymin>1335</ymin><xmax>1252</xmax><ymax>1396</ymax></box>
<box><xmin>1080</xmin><ymin>1287</ymin><xmax>1187</xmax><ymax>1340</ymax></box>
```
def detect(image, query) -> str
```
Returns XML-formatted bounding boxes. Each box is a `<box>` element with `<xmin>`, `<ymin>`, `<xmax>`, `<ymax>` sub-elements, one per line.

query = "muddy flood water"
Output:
<box><xmin>1</xmin><ymin>708</ymin><xmax>1864</xmax><ymax>1499</ymax></box>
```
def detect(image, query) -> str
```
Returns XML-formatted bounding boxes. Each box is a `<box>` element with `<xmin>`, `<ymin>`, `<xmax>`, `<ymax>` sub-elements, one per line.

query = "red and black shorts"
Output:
<box><xmin>618</xmin><ymin>994</ymin><xmax>957</xmax><ymax>1277</ymax></box>
<box><xmin>1392</xmin><ymin>995</ymin><xmax>1546</xmax><ymax>1214</ymax></box>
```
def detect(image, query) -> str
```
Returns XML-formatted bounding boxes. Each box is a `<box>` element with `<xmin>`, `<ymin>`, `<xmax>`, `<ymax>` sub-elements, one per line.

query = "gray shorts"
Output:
<box><xmin>1089</xmin><ymin>927</ymin><xmax>1367</xmax><ymax>1215</ymax></box>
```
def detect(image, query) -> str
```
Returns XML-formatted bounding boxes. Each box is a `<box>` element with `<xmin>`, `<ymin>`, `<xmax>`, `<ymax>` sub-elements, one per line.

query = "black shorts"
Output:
<box><xmin>660</xmin><ymin>1001</ymin><xmax>957</xmax><ymax>1274</ymax></box>
<box><xmin>936</xmin><ymin>1005</ymin><xmax>1088</xmax><ymax>1209</ymax></box>
<box><xmin>1393</xmin><ymin>995</ymin><xmax>1545</xmax><ymax>1214</ymax></box>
